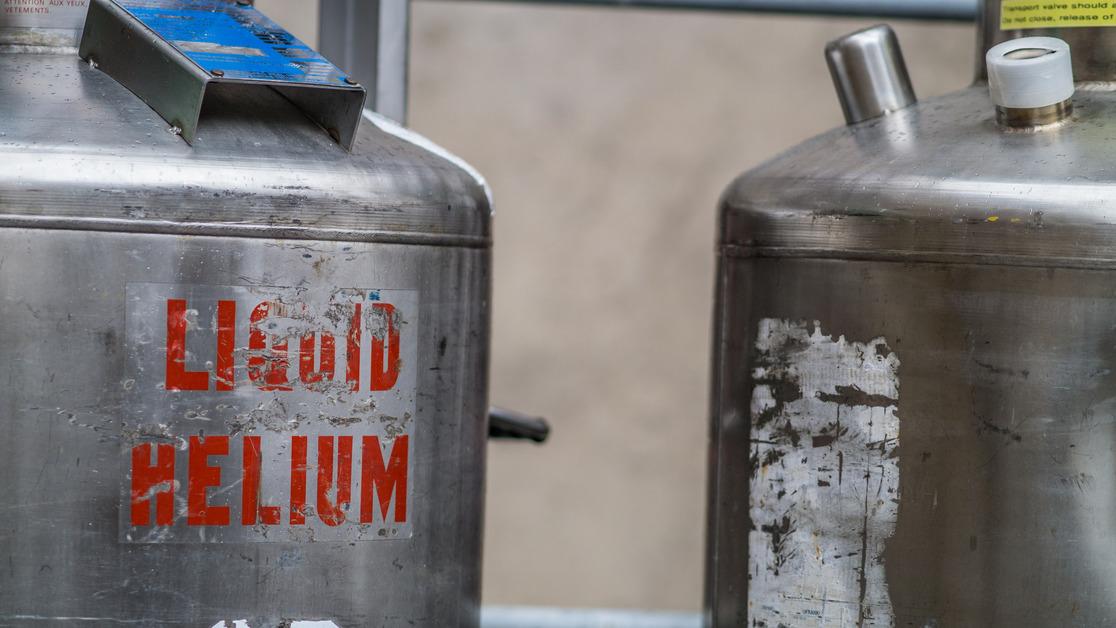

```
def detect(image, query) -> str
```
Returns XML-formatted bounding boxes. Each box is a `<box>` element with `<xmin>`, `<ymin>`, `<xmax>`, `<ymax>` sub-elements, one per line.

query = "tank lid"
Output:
<box><xmin>720</xmin><ymin>86</ymin><xmax>1116</xmax><ymax>269</ymax></box>
<box><xmin>0</xmin><ymin>53</ymin><xmax>491</xmax><ymax>246</ymax></box>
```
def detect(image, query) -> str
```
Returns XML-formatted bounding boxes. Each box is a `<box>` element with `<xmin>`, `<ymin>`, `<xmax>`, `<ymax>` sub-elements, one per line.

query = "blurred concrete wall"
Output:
<box><xmin>258</xmin><ymin>0</ymin><xmax>974</xmax><ymax>612</ymax></box>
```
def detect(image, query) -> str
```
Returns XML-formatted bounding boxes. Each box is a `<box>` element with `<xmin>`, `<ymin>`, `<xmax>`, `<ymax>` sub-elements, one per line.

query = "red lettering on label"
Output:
<box><xmin>249</xmin><ymin>302</ymin><xmax>293</xmax><ymax>392</ymax></box>
<box><xmin>129</xmin><ymin>434</ymin><xmax>411</xmax><ymax>530</ymax></box>
<box><xmin>187</xmin><ymin>435</ymin><xmax>230</xmax><ymax>526</ymax></box>
<box><xmin>300</xmin><ymin>327</ymin><xmax>336</xmax><ymax>387</ymax></box>
<box><xmin>165</xmin><ymin>299</ymin><xmax>208</xmax><ymax>391</ymax></box>
<box><xmin>161</xmin><ymin>297</ymin><xmax>404</xmax><ymax>394</ymax></box>
<box><xmin>139</xmin><ymin>284</ymin><xmax>414</xmax><ymax>539</ymax></box>
<box><xmin>130</xmin><ymin>443</ymin><xmax>175</xmax><ymax>526</ymax></box>
<box><xmin>360</xmin><ymin>435</ymin><xmax>409</xmax><ymax>523</ymax></box>
<box><xmin>347</xmin><ymin>302</ymin><xmax>362</xmax><ymax>391</ymax></box>
<box><xmin>290</xmin><ymin>435</ymin><xmax>308</xmax><ymax>525</ymax></box>
<box><xmin>242</xmin><ymin>436</ymin><xmax>280</xmax><ymax>526</ymax></box>
<box><xmin>317</xmin><ymin>436</ymin><xmax>354</xmax><ymax>527</ymax></box>
<box><xmin>369</xmin><ymin>303</ymin><xmax>401</xmax><ymax>391</ymax></box>
<box><xmin>215</xmin><ymin>300</ymin><xmax>236</xmax><ymax>391</ymax></box>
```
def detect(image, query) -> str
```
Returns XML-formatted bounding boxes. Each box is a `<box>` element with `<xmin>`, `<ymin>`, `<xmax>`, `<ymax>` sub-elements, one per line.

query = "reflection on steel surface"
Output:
<box><xmin>2</xmin><ymin>11</ymin><xmax>491</xmax><ymax>623</ymax></box>
<box><xmin>708</xmin><ymin>1</ymin><xmax>1116</xmax><ymax>626</ymax></box>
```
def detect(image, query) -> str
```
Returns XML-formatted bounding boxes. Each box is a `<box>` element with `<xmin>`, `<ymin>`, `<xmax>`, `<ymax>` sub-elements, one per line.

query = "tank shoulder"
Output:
<box><xmin>720</xmin><ymin>85</ymin><xmax>1116</xmax><ymax>267</ymax></box>
<box><xmin>0</xmin><ymin>53</ymin><xmax>490</xmax><ymax>246</ymax></box>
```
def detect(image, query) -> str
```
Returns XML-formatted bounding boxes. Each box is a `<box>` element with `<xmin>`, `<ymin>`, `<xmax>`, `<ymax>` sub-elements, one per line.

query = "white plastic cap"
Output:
<box><xmin>987</xmin><ymin>37</ymin><xmax>1074</xmax><ymax>109</ymax></box>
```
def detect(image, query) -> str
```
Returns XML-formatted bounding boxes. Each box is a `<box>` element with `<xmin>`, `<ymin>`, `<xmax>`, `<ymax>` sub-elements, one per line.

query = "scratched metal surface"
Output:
<box><xmin>0</xmin><ymin>231</ymin><xmax>490</xmax><ymax>626</ymax></box>
<box><xmin>0</xmin><ymin>41</ymin><xmax>490</xmax><ymax>627</ymax></box>
<box><xmin>720</xmin><ymin>85</ymin><xmax>1116</xmax><ymax>269</ymax></box>
<box><xmin>119</xmin><ymin>283</ymin><xmax>420</xmax><ymax>544</ymax></box>
<box><xmin>709</xmin><ymin>3</ymin><xmax>1116</xmax><ymax>624</ymax></box>
<box><xmin>709</xmin><ymin>257</ymin><xmax>1116</xmax><ymax>627</ymax></box>
<box><xmin>0</xmin><ymin>52</ymin><xmax>490</xmax><ymax>246</ymax></box>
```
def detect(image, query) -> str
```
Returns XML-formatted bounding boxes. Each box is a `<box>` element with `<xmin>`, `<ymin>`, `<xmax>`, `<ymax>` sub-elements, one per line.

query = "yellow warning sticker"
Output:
<box><xmin>1002</xmin><ymin>1</ymin><xmax>1116</xmax><ymax>29</ymax></box>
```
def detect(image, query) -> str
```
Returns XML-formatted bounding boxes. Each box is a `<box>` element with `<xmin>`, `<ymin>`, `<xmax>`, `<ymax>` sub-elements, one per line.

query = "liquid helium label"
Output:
<box><xmin>121</xmin><ymin>284</ymin><xmax>417</xmax><ymax>543</ymax></box>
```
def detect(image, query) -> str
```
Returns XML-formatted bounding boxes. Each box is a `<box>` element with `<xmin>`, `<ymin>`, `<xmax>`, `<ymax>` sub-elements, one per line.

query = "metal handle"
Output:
<box><xmin>488</xmin><ymin>407</ymin><xmax>551</xmax><ymax>443</ymax></box>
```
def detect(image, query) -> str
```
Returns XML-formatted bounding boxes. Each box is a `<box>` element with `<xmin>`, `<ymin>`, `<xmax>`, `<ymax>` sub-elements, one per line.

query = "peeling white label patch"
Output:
<box><xmin>749</xmin><ymin>319</ymin><xmax>900</xmax><ymax>627</ymax></box>
<box><xmin>211</xmin><ymin>621</ymin><xmax>339</xmax><ymax>628</ymax></box>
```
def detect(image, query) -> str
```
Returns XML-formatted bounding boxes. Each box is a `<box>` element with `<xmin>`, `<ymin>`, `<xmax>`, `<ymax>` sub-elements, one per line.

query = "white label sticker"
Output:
<box><xmin>121</xmin><ymin>284</ymin><xmax>417</xmax><ymax>544</ymax></box>
<box><xmin>749</xmin><ymin>319</ymin><xmax>900</xmax><ymax>627</ymax></box>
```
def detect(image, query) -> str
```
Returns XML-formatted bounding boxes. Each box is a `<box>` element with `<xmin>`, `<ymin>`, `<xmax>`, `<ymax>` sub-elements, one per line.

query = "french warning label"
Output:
<box><xmin>121</xmin><ymin>284</ymin><xmax>418</xmax><ymax>543</ymax></box>
<box><xmin>1</xmin><ymin>0</ymin><xmax>87</xmax><ymax>29</ymax></box>
<box><xmin>1002</xmin><ymin>1</ymin><xmax>1116</xmax><ymax>29</ymax></box>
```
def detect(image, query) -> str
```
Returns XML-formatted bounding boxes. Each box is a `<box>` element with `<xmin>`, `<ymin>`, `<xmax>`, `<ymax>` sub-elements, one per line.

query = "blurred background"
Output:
<box><xmin>258</xmin><ymin>0</ymin><xmax>973</xmax><ymax>612</ymax></box>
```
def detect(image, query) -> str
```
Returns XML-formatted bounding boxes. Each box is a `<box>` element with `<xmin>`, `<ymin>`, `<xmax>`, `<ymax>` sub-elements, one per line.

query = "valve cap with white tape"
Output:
<box><xmin>987</xmin><ymin>36</ymin><xmax>1074</xmax><ymax>127</ymax></box>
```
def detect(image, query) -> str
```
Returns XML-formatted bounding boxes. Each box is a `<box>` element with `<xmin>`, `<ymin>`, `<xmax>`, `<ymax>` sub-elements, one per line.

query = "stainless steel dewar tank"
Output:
<box><xmin>0</xmin><ymin>1</ymin><xmax>492</xmax><ymax>625</ymax></box>
<box><xmin>706</xmin><ymin>1</ymin><xmax>1116</xmax><ymax>626</ymax></box>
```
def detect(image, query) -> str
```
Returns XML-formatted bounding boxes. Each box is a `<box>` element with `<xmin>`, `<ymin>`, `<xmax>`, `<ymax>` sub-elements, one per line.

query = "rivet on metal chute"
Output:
<box><xmin>825</xmin><ymin>24</ymin><xmax>918</xmax><ymax>126</ymax></box>
<box><xmin>987</xmin><ymin>37</ymin><xmax>1075</xmax><ymax>128</ymax></box>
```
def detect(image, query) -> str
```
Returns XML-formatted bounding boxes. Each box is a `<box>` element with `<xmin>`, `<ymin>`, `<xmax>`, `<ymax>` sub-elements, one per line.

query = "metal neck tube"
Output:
<box><xmin>979</xmin><ymin>0</ymin><xmax>1116</xmax><ymax>82</ymax></box>
<box><xmin>826</xmin><ymin>25</ymin><xmax>917</xmax><ymax>125</ymax></box>
<box><xmin>996</xmin><ymin>100</ymin><xmax>1073</xmax><ymax>127</ymax></box>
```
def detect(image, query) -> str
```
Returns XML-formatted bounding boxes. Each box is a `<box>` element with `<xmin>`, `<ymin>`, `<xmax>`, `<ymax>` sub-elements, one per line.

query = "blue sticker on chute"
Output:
<box><xmin>119</xmin><ymin>0</ymin><xmax>350</xmax><ymax>86</ymax></box>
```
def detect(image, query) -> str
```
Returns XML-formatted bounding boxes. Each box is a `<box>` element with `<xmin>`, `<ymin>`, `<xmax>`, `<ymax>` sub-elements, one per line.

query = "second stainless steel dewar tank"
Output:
<box><xmin>0</xmin><ymin>1</ymin><xmax>491</xmax><ymax>625</ymax></box>
<box><xmin>707</xmin><ymin>2</ymin><xmax>1116</xmax><ymax>626</ymax></box>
